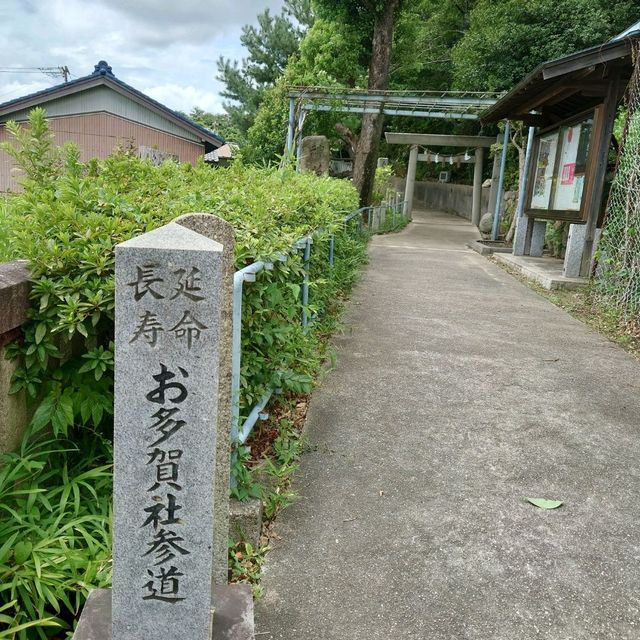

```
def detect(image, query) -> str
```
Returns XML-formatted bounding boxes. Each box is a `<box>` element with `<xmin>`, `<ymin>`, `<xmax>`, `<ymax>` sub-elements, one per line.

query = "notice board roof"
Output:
<box><xmin>481</xmin><ymin>36</ymin><xmax>637</xmax><ymax>126</ymax></box>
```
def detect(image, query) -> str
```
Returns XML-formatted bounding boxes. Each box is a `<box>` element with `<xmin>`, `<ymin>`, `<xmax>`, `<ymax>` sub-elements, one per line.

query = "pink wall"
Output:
<box><xmin>0</xmin><ymin>112</ymin><xmax>205</xmax><ymax>191</ymax></box>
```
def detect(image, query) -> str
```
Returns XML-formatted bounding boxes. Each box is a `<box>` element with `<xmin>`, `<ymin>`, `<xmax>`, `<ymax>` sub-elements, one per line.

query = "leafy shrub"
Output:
<box><xmin>372</xmin><ymin>165</ymin><xmax>394</xmax><ymax>204</ymax></box>
<box><xmin>0</xmin><ymin>436</ymin><xmax>112</xmax><ymax>638</ymax></box>
<box><xmin>2</xmin><ymin>108</ymin><xmax>361</xmax><ymax>443</ymax></box>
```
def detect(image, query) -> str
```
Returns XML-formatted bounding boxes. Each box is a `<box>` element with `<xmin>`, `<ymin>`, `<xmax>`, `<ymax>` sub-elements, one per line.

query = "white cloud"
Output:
<box><xmin>143</xmin><ymin>83</ymin><xmax>224</xmax><ymax>114</ymax></box>
<box><xmin>0</xmin><ymin>0</ymin><xmax>285</xmax><ymax>113</ymax></box>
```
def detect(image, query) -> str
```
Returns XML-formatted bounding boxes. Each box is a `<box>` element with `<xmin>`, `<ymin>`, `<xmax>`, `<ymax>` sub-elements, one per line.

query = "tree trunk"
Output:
<box><xmin>505</xmin><ymin>126</ymin><xmax>526</xmax><ymax>243</ymax></box>
<box><xmin>352</xmin><ymin>0</ymin><xmax>402</xmax><ymax>207</ymax></box>
<box><xmin>335</xmin><ymin>122</ymin><xmax>358</xmax><ymax>159</ymax></box>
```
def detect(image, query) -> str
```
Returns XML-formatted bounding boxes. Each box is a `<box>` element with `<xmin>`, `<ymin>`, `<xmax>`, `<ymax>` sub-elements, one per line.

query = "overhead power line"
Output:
<box><xmin>0</xmin><ymin>66</ymin><xmax>70</xmax><ymax>82</ymax></box>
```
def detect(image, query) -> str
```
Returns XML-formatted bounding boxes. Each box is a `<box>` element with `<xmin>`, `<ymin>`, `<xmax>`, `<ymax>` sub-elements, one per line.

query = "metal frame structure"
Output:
<box><xmin>285</xmin><ymin>86</ymin><xmax>502</xmax><ymax>160</ymax></box>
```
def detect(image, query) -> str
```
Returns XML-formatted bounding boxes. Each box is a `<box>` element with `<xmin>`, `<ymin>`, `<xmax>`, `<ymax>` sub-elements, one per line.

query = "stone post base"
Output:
<box><xmin>530</xmin><ymin>220</ymin><xmax>547</xmax><ymax>257</ymax></box>
<box><xmin>73</xmin><ymin>585</ymin><xmax>254</xmax><ymax>640</ymax></box>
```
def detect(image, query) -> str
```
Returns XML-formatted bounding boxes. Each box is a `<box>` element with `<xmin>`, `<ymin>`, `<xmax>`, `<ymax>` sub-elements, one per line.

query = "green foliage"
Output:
<box><xmin>230</xmin><ymin>446</ymin><xmax>261</xmax><ymax>503</ymax></box>
<box><xmin>187</xmin><ymin>108</ymin><xmax>243</xmax><ymax>144</ymax></box>
<box><xmin>292</xmin><ymin>17</ymin><xmax>368</xmax><ymax>87</ymax></box>
<box><xmin>596</xmin><ymin>109</ymin><xmax>640</xmax><ymax>317</ymax></box>
<box><xmin>0</xmin><ymin>436</ymin><xmax>112</xmax><ymax>638</ymax></box>
<box><xmin>451</xmin><ymin>0</ymin><xmax>638</xmax><ymax>91</ymax></box>
<box><xmin>392</xmin><ymin>0</ymin><xmax>476</xmax><ymax>91</ymax></box>
<box><xmin>242</xmin><ymin>76</ymin><xmax>292</xmax><ymax>166</ymax></box>
<box><xmin>2</xmin><ymin>109</ymin><xmax>360</xmax><ymax>442</ymax></box>
<box><xmin>217</xmin><ymin>0</ymin><xmax>314</xmax><ymax>136</ymax></box>
<box><xmin>228</xmin><ymin>541</ymin><xmax>267</xmax><ymax>598</ymax></box>
<box><xmin>372</xmin><ymin>165</ymin><xmax>394</xmax><ymax>204</ymax></box>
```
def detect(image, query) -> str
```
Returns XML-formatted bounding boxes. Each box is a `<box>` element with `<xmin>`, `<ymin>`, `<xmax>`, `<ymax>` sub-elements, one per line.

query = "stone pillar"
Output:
<box><xmin>285</xmin><ymin>98</ymin><xmax>295</xmax><ymax>157</ymax></box>
<box><xmin>113</xmin><ymin>222</ymin><xmax>223</xmax><ymax>640</ymax></box>
<box><xmin>563</xmin><ymin>223</ymin><xmax>588</xmax><ymax>278</ymax></box>
<box><xmin>512</xmin><ymin>126</ymin><xmax>537</xmax><ymax>257</ymax></box>
<box><xmin>530</xmin><ymin>220</ymin><xmax>547</xmax><ymax>257</ymax></box>
<box><xmin>472</xmin><ymin>147</ymin><xmax>484</xmax><ymax>227</ymax></box>
<box><xmin>174</xmin><ymin>214</ymin><xmax>234</xmax><ymax>586</ymax></box>
<box><xmin>512</xmin><ymin>214</ymin><xmax>529</xmax><ymax>256</ymax></box>
<box><xmin>404</xmin><ymin>144</ymin><xmax>419</xmax><ymax>221</ymax></box>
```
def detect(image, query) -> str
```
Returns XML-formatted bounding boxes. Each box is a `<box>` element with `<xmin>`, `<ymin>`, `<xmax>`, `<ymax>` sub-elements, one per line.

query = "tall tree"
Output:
<box><xmin>314</xmin><ymin>0</ymin><xmax>403</xmax><ymax>206</ymax></box>
<box><xmin>217</xmin><ymin>0</ymin><xmax>314</xmax><ymax>135</ymax></box>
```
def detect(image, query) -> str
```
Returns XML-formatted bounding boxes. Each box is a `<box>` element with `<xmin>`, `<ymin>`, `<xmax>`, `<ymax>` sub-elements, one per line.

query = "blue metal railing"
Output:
<box><xmin>230</xmin><ymin>193</ymin><xmax>408</xmax><ymax>448</ymax></box>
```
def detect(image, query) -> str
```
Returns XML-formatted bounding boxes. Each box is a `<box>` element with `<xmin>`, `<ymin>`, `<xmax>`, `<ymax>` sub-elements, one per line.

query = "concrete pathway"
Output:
<box><xmin>255</xmin><ymin>209</ymin><xmax>640</xmax><ymax>640</ymax></box>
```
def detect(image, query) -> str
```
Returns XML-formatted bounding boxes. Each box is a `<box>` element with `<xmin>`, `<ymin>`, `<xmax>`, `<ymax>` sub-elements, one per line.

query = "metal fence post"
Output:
<box><xmin>231</xmin><ymin>262</ymin><xmax>273</xmax><ymax>445</ymax></box>
<box><xmin>329</xmin><ymin>234</ymin><xmax>335</xmax><ymax>267</ymax></box>
<box><xmin>302</xmin><ymin>237</ymin><xmax>312</xmax><ymax>327</ymax></box>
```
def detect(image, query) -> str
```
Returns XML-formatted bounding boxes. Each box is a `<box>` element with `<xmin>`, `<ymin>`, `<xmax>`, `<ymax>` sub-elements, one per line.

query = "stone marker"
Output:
<box><xmin>300</xmin><ymin>135</ymin><xmax>330</xmax><ymax>175</ymax></box>
<box><xmin>113</xmin><ymin>222</ymin><xmax>222</xmax><ymax>640</ymax></box>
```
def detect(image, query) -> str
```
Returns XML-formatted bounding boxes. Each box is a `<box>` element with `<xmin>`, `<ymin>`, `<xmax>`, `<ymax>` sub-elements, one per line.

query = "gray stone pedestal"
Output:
<box><xmin>512</xmin><ymin>214</ymin><xmax>528</xmax><ymax>256</ymax></box>
<box><xmin>563</xmin><ymin>223</ymin><xmax>587</xmax><ymax>278</ymax></box>
<box><xmin>530</xmin><ymin>220</ymin><xmax>547</xmax><ymax>257</ymax></box>
<box><xmin>175</xmin><ymin>213</ymin><xmax>236</xmax><ymax>586</ymax></box>
<box><xmin>371</xmin><ymin>204</ymin><xmax>386</xmax><ymax>232</ymax></box>
<box><xmin>512</xmin><ymin>218</ymin><xmax>547</xmax><ymax>257</ymax></box>
<box><xmin>73</xmin><ymin>586</ymin><xmax>254</xmax><ymax>640</ymax></box>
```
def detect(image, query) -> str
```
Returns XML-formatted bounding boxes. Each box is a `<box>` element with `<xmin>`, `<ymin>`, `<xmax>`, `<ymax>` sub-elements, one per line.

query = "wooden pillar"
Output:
<box><xmin>580</xmin><ymin>75</ymin><xmax>621</xmax><ymax>276</ymax></box>
<box><xmin>472</xmin><ymin>147</ymin><xmax>484</xmax><ymax>227</ymax></box>
<box><xmin>404</xmin><ymin>144</ymin><xmax>419</xmax><ymax>221</ymax></box>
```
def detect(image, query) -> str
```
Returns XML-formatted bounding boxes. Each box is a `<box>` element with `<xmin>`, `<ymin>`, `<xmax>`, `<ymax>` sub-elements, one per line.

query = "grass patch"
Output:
<box><xmin>493</xmin><ymin>258</ymin><xmax>640</xmax><ymax>358</ymax></box>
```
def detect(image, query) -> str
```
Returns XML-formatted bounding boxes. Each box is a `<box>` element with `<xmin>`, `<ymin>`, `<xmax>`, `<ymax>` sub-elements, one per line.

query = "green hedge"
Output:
<box><xmin>0</xmin><ymin>109</ymin><xmax>365</xmax><ymax>637</ymax></box>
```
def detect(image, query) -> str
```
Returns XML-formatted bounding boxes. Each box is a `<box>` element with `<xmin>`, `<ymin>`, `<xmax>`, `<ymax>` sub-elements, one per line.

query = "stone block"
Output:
<box><xmin>0</xmin><ymin>261</ymin><xmax>31</xmax><ymax>453</ymax></box>
<box><xmin>175</xmin><ymin>213</ymin><xmax>235</xmax><ymax>586</ymax></box>
<box><xmin>479</xmin><ymin>212</ymin><xmax>493</xmax><ymax>234</ymax></box>
<box><xmin>229</xmin><ymin>498</ymin><xmax>263</xmax><ymax>548</ymax></box>
<box><xmin>114</xmin><ymin>222</ymin><xmax>223</xmax><ymax>640</ymax></box>
<box><xmin>0</xmin><ymin>260</ymin><xmax>30</xmax><ymax>335</ymax></box>
<box><xmin>512</xmin><ymin>213</ymin><xmax>529</xmax><ymax>256</ymax></box>
<box><xmin>73</xmin><ymin>585</ymin><xmax>254</xmax><ymax>640</ymax></box>
<box><xmin>300</xmin><ymin>136</ymin><xmax>330</xmax><ymax>176</ymax></box>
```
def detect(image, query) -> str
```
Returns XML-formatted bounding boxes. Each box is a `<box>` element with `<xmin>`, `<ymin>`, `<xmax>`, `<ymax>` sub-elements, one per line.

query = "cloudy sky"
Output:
<box><xmin>0</xmin><ymin>0</ymin><xmax>285</xmax><ymax>114</ymax></box>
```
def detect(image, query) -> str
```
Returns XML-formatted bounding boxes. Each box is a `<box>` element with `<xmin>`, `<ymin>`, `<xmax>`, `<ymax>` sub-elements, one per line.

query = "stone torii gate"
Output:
<box><xmin>384</xmin><ymin>132</ymin><xmax>499</xmax><ymax>227</ymax></box>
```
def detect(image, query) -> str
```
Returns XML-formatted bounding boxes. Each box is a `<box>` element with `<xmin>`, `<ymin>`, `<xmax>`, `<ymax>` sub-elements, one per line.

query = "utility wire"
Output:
<box><xmin>0</xmin><ymin>66</ymin><xmax>70</xmax><ymax>81</ymax></box>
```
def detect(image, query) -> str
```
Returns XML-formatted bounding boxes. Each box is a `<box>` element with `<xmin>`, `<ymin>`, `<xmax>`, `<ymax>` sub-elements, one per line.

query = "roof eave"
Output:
<box><xmin>0</xmin><ymin>72</ymin><xmax>225</xmax><ymax>148</ymax></box>
<box><xmin>0</xmin><ymin>76</ymin><xmax>104</xmax><ymax>119</ymax></box>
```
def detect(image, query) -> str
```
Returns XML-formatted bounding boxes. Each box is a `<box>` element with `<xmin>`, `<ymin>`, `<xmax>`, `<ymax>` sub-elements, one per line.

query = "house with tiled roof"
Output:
<box><xmin>0</xmin><ymin>60</ymin><xmax>225</xmax><ymax>190</ymax></box>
